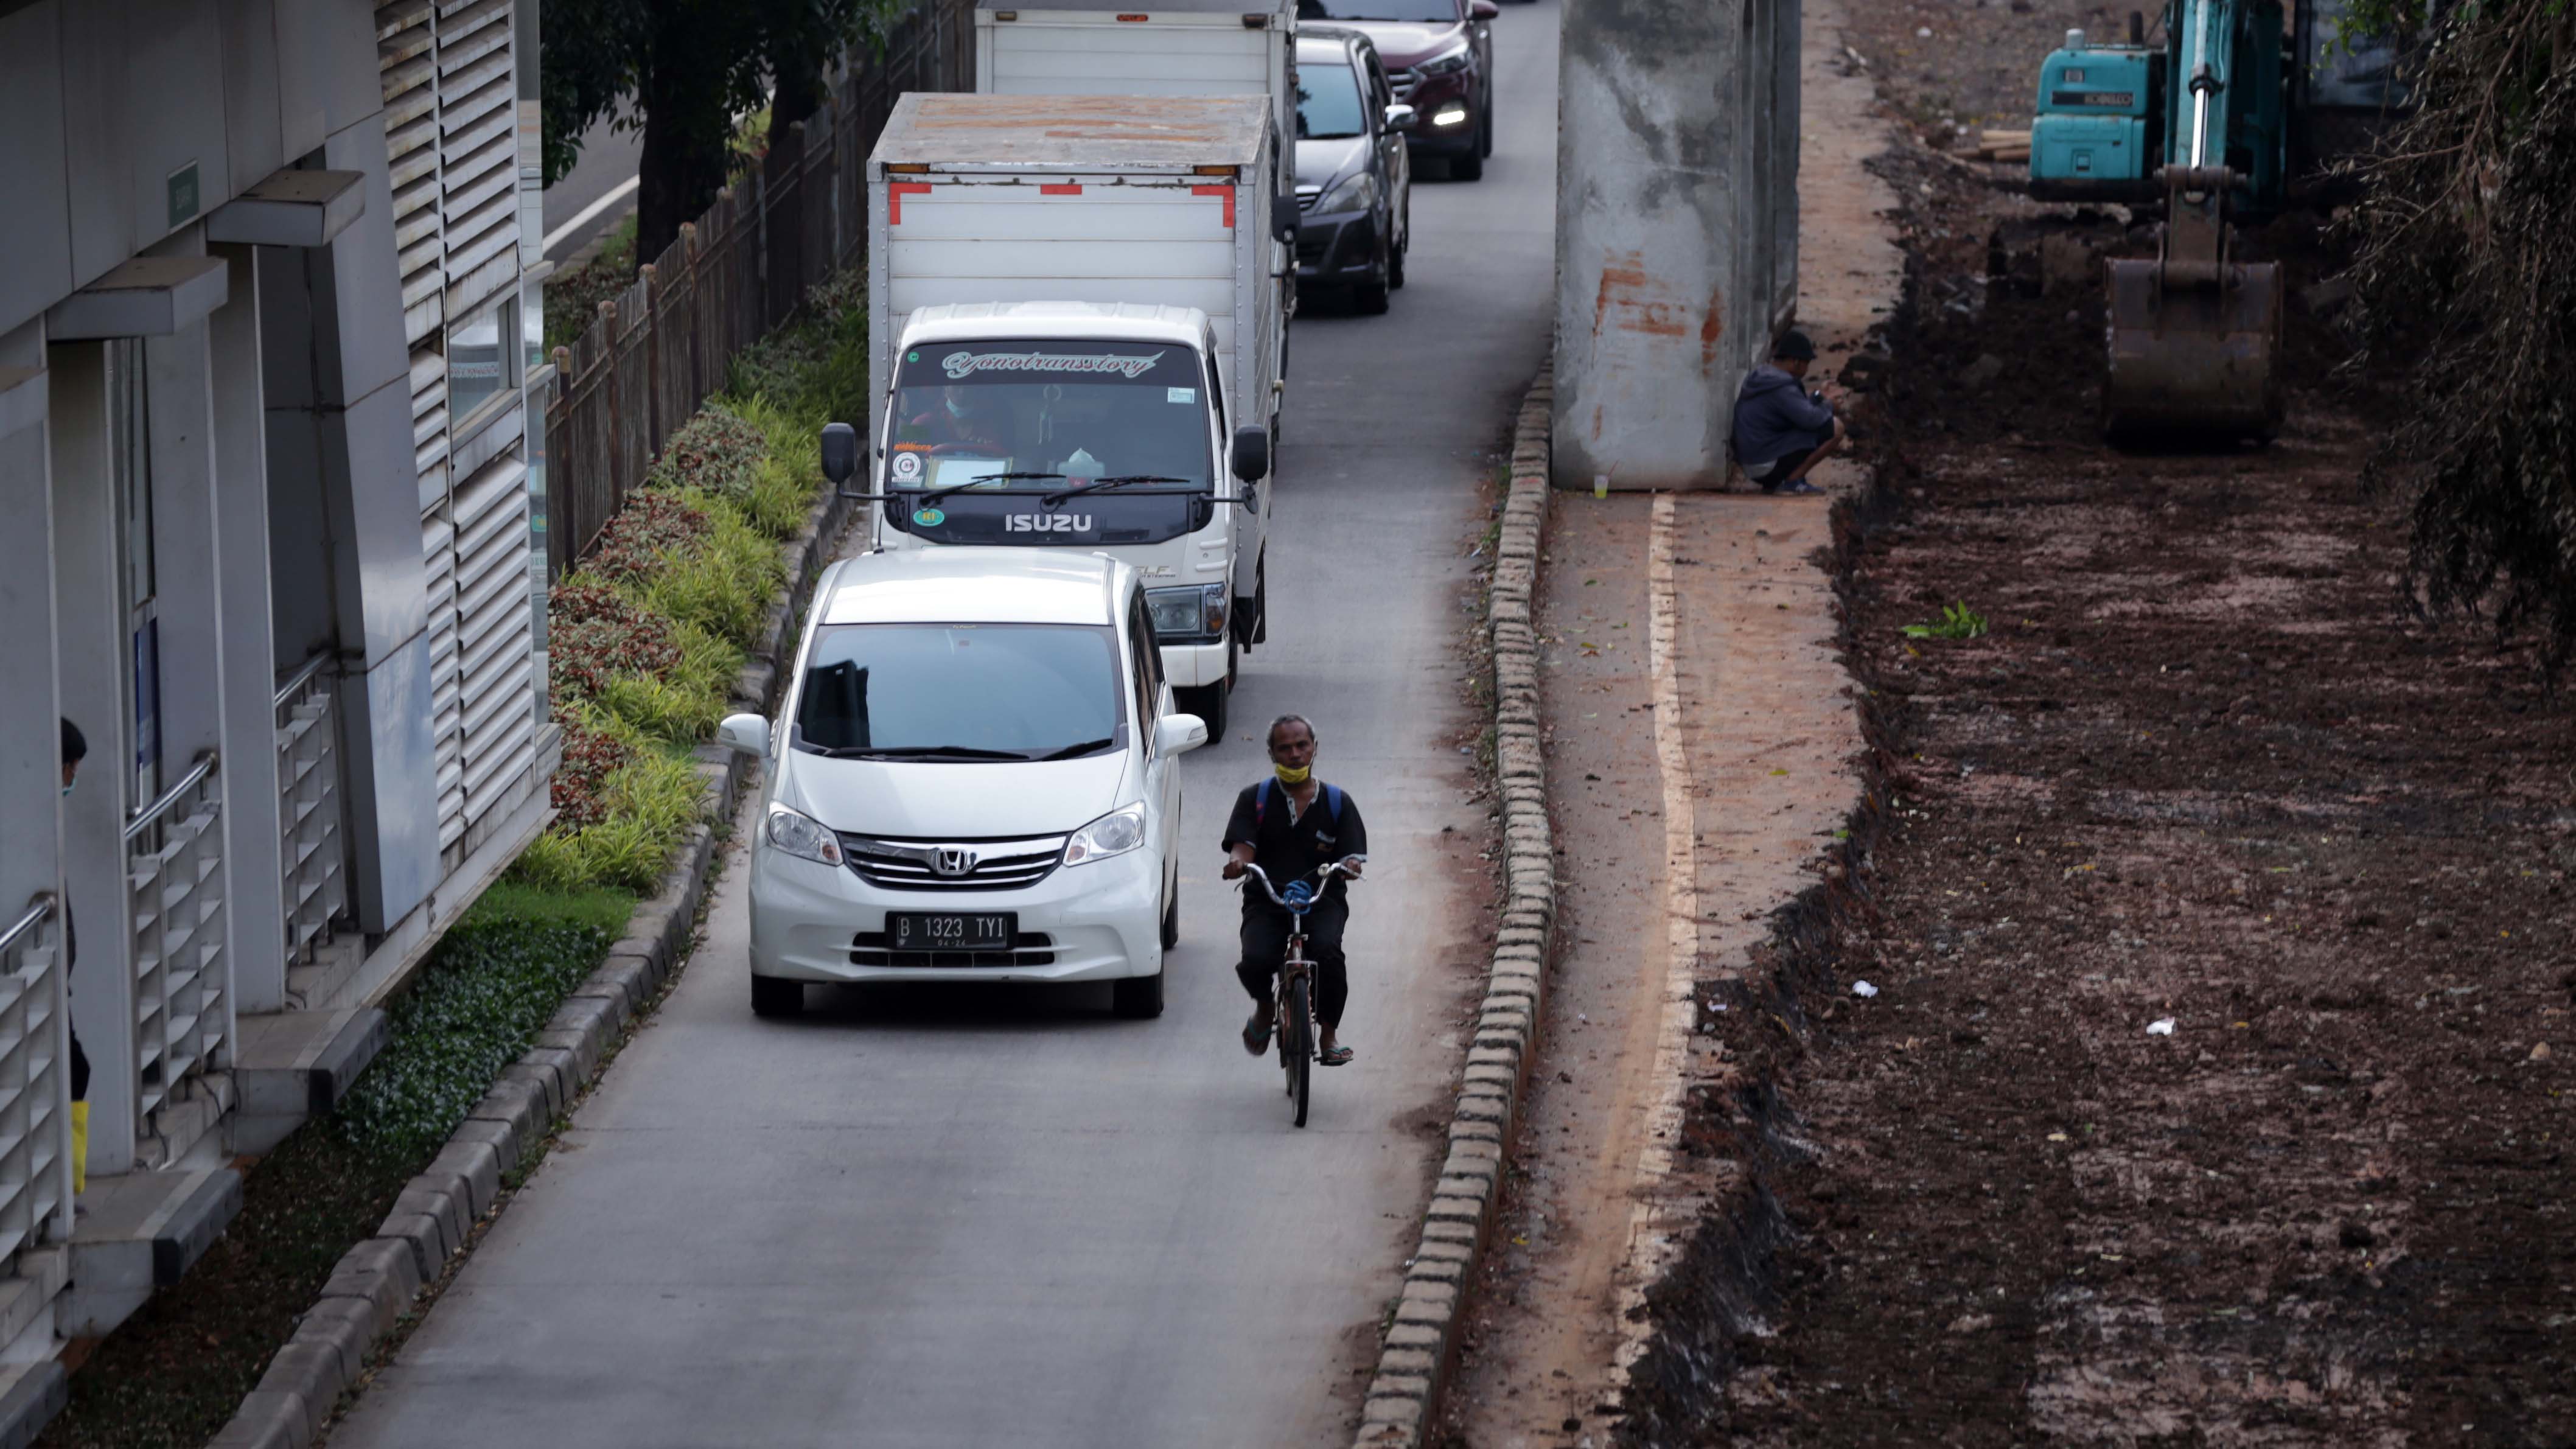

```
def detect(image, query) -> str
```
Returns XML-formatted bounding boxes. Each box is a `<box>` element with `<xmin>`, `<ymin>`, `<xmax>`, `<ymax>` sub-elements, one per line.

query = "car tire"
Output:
<box><xmin>1389</xmin><ymin>236</ymin><xmax>1407</xmax><ymax>290</ymax></box>
<box><xmin>1161</xmin><ymin>881</ymin><xmax>1180</xmax><ymax>951</ymax></box>
<box><xmin>751</xmin><ymin>974</ymin><xmax>803</xmax><ymax>1019</ymax></box>
<box><xmin>1480</xmin><ymin>105</ymin><xmax>1495</xmax><ymax>158</ymax></box>
<box><xmin>1451</xmin><ymin>148</ymin><xmax>1484</xmax><ymax>181</ymax></box>
<box><xmin>1112</xmin><ymin>969</ymin><xmax>1165</xmax><ymax>1019</ymax></box>
<box><xmin>1355</xmin><ymin>249</ymin><xmax>1392</xmax><ymax>313</ymax></box>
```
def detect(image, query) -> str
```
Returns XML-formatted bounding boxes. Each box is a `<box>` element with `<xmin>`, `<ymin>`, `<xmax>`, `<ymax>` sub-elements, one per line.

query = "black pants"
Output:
<box><xmin>1237</xmin><ymin>896</ymin><xmax>1350</xmax><ymax>1029</ymax></box>
<box><xmin>1744</xmin><ymin>441</ymin><xmax>1818</xmax><ymax>486</ymax></box>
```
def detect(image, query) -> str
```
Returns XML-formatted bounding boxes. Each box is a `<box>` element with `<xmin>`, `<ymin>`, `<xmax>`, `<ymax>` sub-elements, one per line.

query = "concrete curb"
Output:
<box><xmin>1349</xmin><ymin>368</ymin><xmax>1555</xmax><ymax>1449</ymax></box>
<box><xmin>203</xmin><ymin>471</ymin><xmax>855</xmax><ymax>1449</ymax></box>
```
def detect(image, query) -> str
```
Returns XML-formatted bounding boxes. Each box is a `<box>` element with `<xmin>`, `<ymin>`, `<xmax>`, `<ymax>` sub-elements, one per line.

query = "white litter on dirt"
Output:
<box><xmin>2148</xmin><ymin>1018</ymin><xmax>2177</xmax><ymax>1036</ymax></box>
<box><xmin>1852</xmin><ymin>980</ymin><xmax>1879</xmax><ymax>998</ymax></box>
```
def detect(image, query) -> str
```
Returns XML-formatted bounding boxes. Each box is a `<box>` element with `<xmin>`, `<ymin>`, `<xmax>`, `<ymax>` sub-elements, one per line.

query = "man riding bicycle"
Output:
<box><xmin>1223</xmin><ymin>714</ymin><xmax>1369</xmax><ymax>1066</ymax></box>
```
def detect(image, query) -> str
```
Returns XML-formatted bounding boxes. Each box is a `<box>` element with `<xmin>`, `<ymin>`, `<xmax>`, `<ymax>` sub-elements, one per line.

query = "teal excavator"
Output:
<box><xmin>2025</xmin><ymin>2</ymin><xmax>2404</xmax><ymax>440</ymax></box>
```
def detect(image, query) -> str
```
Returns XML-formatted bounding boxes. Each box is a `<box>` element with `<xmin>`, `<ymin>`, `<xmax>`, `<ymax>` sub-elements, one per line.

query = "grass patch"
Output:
<box><xmin>542</xmin><ymin>213</ymin><xmax>639</xmax><ymax>352</ymax></box>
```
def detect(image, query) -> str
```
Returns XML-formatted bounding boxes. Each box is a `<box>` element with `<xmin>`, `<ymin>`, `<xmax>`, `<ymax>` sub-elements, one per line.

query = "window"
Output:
<box><xmin>794</xmin><ymin>624</ymin><xmax>1125</xmax><ymax>761</ymax></box>
<box><xmin>447</xmin><ymin>295</ymin><xmax>518</xmax><ymax>431</ymax></box>
<box><xmin>108</xmin><ymin>340</ymin><xmax>161</xmax><ymax>801</ymax></box>
<box><xmin>1297</xmin><ymin>58</ymin><xmax>1369</xmax><ymax>139</ymax></box>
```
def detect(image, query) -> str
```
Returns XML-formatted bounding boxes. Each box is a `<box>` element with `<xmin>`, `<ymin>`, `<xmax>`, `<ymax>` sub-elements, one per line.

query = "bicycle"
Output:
<box><xmin>1237</xmin><ymin>861</ymin><xmax>1351</xmax><ymax>1128</ymax></box>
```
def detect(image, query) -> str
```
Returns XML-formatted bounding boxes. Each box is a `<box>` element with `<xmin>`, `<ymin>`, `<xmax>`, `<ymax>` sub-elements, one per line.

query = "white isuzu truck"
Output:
<box><xmin>975</xmin><ymin>0</ymin><xmax>1299</xmax><ymax>185</ymax></box>
<box><xmin>851</xmin><ymin>93</ymin><xmax>1290</xmax><ymax>733</ymax></box>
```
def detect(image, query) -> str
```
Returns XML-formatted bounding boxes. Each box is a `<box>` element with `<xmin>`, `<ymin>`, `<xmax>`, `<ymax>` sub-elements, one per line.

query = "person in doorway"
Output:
<box><xmin>1731</xmin><ymin>330</ymin><xmax>1846</xmax><ymax>495</ymax></box>
<box><xmin>60</xmin><ymin>719</ymin><xmax>88</xmax><ymax>1200</ymax></box>
<box><xmin>1223</xmin><ymin>715</ymin><xmax>1369</xmax><ymax>1066</ymax></box>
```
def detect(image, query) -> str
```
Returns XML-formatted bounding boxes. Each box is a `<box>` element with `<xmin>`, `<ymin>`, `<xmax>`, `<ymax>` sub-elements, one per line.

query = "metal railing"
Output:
<box><xmin>0</xmin><ymin>893</ymin><xmax>68</xmax><ymax>1262</ymax></box>
<box><xmin>126</xmin><ymin>752</ymin><xmax>228</xmax><ymax>1129</ymax></box>
<box><xmin>276</xmin><ymin>656</ymin><xmax>347</xmax><ymax>965</ymax></box>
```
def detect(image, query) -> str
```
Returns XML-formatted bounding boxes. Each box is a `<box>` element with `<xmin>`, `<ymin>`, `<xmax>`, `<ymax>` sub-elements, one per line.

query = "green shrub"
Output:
<box><xmin>587</xmin><ymin>491</ymin><xmax>712</xmax><ymax>586</ymax></box>
<box><xmin>723</xmin><ymin>273</ymin><xmax>870</xmax><ymax>425</ymax></box>
<box><xmin>599</xmin><ymin>671</ymin><xmax>725</xmax><ymax>741</ymax></box>
<box><xmin>514</xmin><ymin>750</ymin><xmax>704</xmax><ymax>894</ymax></box>
<box><xmin>727</xmin><ymin>395</ymin><xmax>828</xmax><ymax>539</ymax></box>
<box><xmin>647</xmin><ymin>405</ymin><xmax>770</xmax><ymax>503</ymax></box>
<box><xmin>333</xmin><ymin>913</ymin><xmax>615</xmax><ymax>1160</ymax></box>
<box><xmin>632</xmin><ymin>497</ymin><xmax>781</xmax><ymax>648</ymax></box>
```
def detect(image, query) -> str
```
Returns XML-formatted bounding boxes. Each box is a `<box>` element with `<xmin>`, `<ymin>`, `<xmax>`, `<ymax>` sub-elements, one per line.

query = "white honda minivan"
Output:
<box><xmin>724</xmin><ymin>547</ymin><xmax>1207</xmax><ymax>1019</ymax></box>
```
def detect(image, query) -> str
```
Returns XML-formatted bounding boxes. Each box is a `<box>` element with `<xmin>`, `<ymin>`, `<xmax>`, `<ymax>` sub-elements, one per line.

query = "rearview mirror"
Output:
<box><xmin>820</xmin><ymin>422</ymin><xmax>859</xmax><ymax>486</ymax></box>
<box><xmin>1230</xmin><ymin>424</ymin><xmax>1271</xmax><ymax>483</ymax></box>
<box><xmin>1274</xmin><ymin>195</ymin><xmax>1299</xmax><ymax>243</ymax></box>
<box><xmin>1154</xmin><ymin>713</ymin><xmax>1211</xmax><ymax>756</ymax></box>
<box><xmin>1384</xmin><ymin>102</ymin><xmax>1419</xmax><ymax>133</ymax></box>
<box><xmin>717</xmin><ymin>713</ymin><xmax>770</xmax><ymax>756</ymax></box>
<box><xmin>1469</xmin><ymin>0</ymin><xmax>1498</xmax><ymax>17</ymax></box>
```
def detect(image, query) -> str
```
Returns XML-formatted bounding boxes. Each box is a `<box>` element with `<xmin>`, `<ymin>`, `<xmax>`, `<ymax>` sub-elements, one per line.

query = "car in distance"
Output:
<box><xmin>1294</xmin><ymin>27</ymin><xmax>1413</xmax><ymax>312</ymax></box>
<box><xmin>1296</xmin><ymin>0</ymin><xmax>1497</xmax><ymax>179</ymax></box>
<box><xmin>725</xmin><ymin>548</ymin><xmax>1210</xmax><ymax>1020</ymax></box>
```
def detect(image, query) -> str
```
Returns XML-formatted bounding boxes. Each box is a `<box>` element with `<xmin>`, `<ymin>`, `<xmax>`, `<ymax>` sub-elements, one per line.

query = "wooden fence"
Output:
<box><xmin>545</xmin><ymin>0</ymin><xmax>976</xmax><ymax>575</ymax></box>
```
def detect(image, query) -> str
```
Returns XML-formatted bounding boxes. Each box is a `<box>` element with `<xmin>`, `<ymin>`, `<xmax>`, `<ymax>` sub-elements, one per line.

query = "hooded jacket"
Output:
<box><xmin>1731</xmin><ymin>365</ymin><xmax>1835</xmax><ymax>466</ymax></box>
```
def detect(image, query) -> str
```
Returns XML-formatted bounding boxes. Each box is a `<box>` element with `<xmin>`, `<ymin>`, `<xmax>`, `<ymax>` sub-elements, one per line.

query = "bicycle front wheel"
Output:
<box><xmin>1285</xmin><ymin>976</ymin><xmax>1312</xmax><ymax>1128</ymax></box>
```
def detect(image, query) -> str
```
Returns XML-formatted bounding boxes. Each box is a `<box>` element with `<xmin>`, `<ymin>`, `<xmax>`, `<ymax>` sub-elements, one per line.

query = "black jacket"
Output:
<box><xmin>1223</xmin><ymin>778</ymin><xmax>1369</xmax><ymax>909</ymax></box>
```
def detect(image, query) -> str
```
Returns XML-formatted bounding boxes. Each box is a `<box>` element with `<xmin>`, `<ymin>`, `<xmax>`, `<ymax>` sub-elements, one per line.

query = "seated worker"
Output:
<box><xmin>899</xmin><ymin>386</ymin><xmax>1014</xmax><ymax>455</ymax></box>
<box><xmin>1730</xmin><ymin>330</ymin><xmax>1845</xmax><ymax>496</ymax></box>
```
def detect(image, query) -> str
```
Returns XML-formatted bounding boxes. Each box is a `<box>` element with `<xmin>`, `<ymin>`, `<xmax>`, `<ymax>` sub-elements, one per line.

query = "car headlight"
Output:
<box><xmin>1146</xmin><ymin>584</ymin><xmax>1229</xmax><ymax>641</ymax></box>
<box><xmin>1063</xmin><ymin>805</ymin><xmax>1147</xmax><ymax>867</ymax></box>
<box><xmin>1416</xmin><ymin>40</ymin><xmax>1471</xmax><ymax>75</ymax></box>
<box><xmin>765</xmin><ymin>803</ymin><xmax>845</xmax><ymax>867</ymax></box>
<box><xmin>1314</xmin><ymin>170</ymin><xmax>1380</xmax><ymax>217</ymax></box>
<box><xmin>1431</xmin><ymin>103</ymin><xmax>1471</xmax><ymax>127</ymax></box>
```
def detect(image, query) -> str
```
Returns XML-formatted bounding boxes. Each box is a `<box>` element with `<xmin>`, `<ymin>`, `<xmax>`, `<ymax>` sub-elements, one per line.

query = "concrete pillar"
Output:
<box><xmin>44</xmin><ymin>342</ymin><xmax>139</xmax><ymax>1177</ymax></box>
<box><xmin>0</xmin><ymin>318</ymin><xmax>72</xmax><ymax>1236</ymax></box>
<box><xmin>259</xmin><ymin>112</ymin><xmax>439</xmax><ymax>935</ymax></box>
<box><xmin>209</xmin><ymin>245</ymin><xmax>289</xmax><ymax>1016</ymax></box>
<box><xmin>1551</xmin><ymin>0</ymin><xmax>1797</xmax><ymax>491</ymax></box>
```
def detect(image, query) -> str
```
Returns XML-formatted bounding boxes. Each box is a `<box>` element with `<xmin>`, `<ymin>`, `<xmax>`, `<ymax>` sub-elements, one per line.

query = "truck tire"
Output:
<box><xmin>1181</xmin><ymin>678</ymin><xmax>1229</xmax><ymax>738</ymax></box>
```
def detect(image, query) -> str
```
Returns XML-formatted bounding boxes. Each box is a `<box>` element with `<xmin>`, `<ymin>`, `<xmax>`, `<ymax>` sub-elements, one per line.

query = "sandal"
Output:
<box><xmin>1319</xmin><ymin>1044</ymin><xmax>1355</xmax><ymax>1067</ymax></box>
<box><xmin>1241</xmin><ymin>1013</ymin><xmax>1273</xmax><ymax>1055</ymax></box>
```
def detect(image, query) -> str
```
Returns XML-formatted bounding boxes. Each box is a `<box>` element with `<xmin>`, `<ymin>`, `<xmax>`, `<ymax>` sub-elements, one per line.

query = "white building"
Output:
<box><xmin>0</xmin><ymin>0</ymin><xmax>556</xmax><ymax>1426</ymax></box>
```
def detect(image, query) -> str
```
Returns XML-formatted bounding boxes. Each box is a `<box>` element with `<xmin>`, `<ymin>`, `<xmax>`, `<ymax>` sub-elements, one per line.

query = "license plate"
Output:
<box><xmin>886</xmin><ymin>912</ymin><xmax>1016</xmax><ymax>952</ymax></box>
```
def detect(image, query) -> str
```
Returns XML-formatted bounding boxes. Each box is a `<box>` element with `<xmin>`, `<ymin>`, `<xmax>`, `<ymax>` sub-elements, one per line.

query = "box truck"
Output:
<box><xmin>975</xmin><ymin>1</ymin><xmax>1299</xmax><ymax>176</ymax></box>
<box><xmin>858</xmin><ymin>93</ymin><xmax>1291</xmax><ymax>733</ymax></box>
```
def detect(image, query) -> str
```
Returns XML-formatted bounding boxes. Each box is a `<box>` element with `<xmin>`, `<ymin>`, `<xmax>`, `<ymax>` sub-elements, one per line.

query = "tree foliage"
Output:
<box><xmin>541</xmin><ymin>0</ymin><xmax>905</xmax><ymax>263</ymax></box>
<box><xmin>2344</xmin><ymin>1</ymin><xmax>2576</xmax><ymax>669</ymax></box>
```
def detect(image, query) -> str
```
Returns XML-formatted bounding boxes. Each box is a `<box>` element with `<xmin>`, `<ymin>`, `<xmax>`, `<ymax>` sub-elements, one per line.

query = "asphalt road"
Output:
<box><xmin>542</xmin><ymin>112</ymin><xmax>644</xmax><ymax>264</ymax></box>
<box><xmin>338</xmin><ymin>9</ymin><xmax>1559</xmax><ymax>1444</ymax></box>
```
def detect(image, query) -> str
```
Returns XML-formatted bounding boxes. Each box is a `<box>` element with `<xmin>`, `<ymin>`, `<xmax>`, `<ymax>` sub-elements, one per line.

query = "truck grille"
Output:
<box><xmin>836</xmin><ymin>833</ymin><xmax>1068</xmax><ymax>892</ymax></box>
<box><xmin>849</xmin><ymin>931</ymin><xmax>1058</xmax><ymax>969</ymax></box>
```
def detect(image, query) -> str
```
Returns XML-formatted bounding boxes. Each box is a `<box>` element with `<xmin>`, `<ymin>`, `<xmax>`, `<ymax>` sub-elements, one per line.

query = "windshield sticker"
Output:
<box><xmin>1167</xmin><ymin>387</ymin><xmax>1196</xmax><ymax>404</ymax></box>
<box><xmin>932</xmin><ymin>457</ymin><xmax>1012</xmax><ymax>489</ymax></box>
<box><xmin>912</xmin><ymin>506</ymin><xmax>947</xmax><ymax>526</ymax></box>
<box><xmin>940</xmin><ymin>349</ymin><xmax>1165</xmax><ymax>381</ymax></box>
<box><xmin>889</xmin><ymin>451</ymin><xmax>924</xmax><ymax>481</ymax></box>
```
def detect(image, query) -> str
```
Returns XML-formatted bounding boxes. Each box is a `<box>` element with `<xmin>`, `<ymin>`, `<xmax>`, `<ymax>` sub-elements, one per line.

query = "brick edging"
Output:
<box><xmin>1352</xmin><ymin>369</ymin><xmax>1555</xmax><ymax>1449</ymax></box>
<box><xmin>204</xmin><ymin>481</ymin><xmax>856</xmax><ymax>1449</ymax></box>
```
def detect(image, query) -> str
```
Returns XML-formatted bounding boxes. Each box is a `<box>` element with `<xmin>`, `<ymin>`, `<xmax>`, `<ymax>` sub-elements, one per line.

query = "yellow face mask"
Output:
<box><xmin>1273</xmin><ymin>763</ymin><xmax>1312</xmax><ymax>786</ymax></box>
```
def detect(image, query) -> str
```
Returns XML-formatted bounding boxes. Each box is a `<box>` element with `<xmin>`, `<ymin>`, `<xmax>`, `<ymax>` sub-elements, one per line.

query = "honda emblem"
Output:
<box><xmin>933</xmin><ymin>847</ymin><xmax>977</xmax><ymax>878</ymax></box>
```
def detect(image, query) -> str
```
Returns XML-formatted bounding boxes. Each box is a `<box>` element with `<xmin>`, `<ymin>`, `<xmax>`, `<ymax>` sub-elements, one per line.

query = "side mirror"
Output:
<box><xmin>1469</xmin><ymin>0</ymin><xmax>1498</xmax><ymax>17</ymax></box>
<box><xmin>1154</xmin><ymin>713</ymin><xmax>1210</xmax><ymax>756</ymax></box>
<box><xmin>1274</xmin><ymin>196</ymin><xmax>1299</xmax><ymax>243</ymax></box>
<box><xmin>717</xmin><ymin>713</ymin><xmax>770</xmax><ymax>756</ymax></box>
<box><xmin>1229</xmin><ymin>424</ymin><xmax>1271</xmax><ymax>483</ymax></box>
<box><xmin>820</xmin><ymin>421</ymin><xmax>859</xmax><ymax>486</ymax></box>
<box><xmin>1384</xmin><ymin>102</ymin><xmax>1419</xmax><ymax>133</ymax></box>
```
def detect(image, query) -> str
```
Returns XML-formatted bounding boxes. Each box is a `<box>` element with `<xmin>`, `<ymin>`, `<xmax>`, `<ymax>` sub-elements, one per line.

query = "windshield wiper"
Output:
<box><xmin>909</xmin><ymin>472</ymin><xmax>1067</xmax><ymax>509</ymax></box>
<box><xmin>817</xmin><ymin>744</ymin><xmax>1030</xmax><ymax>761</ymax></box>
<box><xmin>1031</xmin><ymin>738</ymin><xmax>1116</xmax><ymax>761</ymax></box>
<box><xmin>1039</xmin><ymin>475</ymin><xmax>1195</xmax><ymax>506</ymax></box>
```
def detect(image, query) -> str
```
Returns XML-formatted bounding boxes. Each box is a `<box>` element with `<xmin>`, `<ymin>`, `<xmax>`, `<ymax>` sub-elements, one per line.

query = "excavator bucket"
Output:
<box><xmin>2100</xmin><ymin>257</ymin><xmax>2285</xmax><ymax>442</ymax></box>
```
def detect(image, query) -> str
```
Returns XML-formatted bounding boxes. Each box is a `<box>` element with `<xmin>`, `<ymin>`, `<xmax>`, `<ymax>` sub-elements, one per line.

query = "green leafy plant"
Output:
<box><xmin>1902</xmin><ymin>602</ymin><xmax>1989</xmax><ymax>640</ymax></box>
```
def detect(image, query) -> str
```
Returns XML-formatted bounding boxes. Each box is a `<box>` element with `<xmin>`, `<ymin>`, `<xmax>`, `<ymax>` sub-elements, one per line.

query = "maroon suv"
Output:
<box><xmin>1296</xmin><ymin>0</ymin><xmax>1498</xmax><ymax>179</ymax></box>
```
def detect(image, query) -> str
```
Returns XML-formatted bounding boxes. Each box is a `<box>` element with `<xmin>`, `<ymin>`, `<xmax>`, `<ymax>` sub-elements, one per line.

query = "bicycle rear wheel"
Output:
<box><xmin>1285</xmin><ymin>976</ymin><xmax>1312</xmax><ymax>1128</ymax></box>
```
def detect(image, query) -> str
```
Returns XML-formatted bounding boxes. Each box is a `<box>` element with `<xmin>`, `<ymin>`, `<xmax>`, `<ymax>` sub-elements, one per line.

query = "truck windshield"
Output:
<box><xmin>882</xmin><ymin>338</ymin><xmax>1218</xmax><ymax>546</ymax></box>
<box><xmin>1298</xmin><ymin>61</ymin><xmax>1367</xmax><ymax>139</ymax></box>
<box><xmin>794</xmin><ymin>624</ymin><xmax>1124</xmax><ymax>761</ymax></box>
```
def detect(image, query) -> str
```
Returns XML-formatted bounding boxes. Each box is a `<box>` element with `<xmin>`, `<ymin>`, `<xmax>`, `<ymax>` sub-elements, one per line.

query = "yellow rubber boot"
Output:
<box><xmin>69</xmin><ymin>1101</ymin><xmax>87</xmax><ymax>1196</ymax></box>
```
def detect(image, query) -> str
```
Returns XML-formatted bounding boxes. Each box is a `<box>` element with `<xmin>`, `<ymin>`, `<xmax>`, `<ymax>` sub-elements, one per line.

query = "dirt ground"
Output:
<box><xmin>1619</xmin><ymin>1</ymin><xmax>2576</xmax><ymax>1445</ymax></box>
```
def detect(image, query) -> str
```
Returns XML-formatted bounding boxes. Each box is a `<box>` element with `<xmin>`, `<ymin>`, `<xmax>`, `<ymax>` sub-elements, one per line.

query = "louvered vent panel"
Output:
<box><xmin>421</xmin><ymin>506</ymin><xmax>464</xmax><ymax>848</ymax></box>
<box><xmin>453</xmin><ymin>453</ymin><xmax>535</xmax><ymax>823</ymax></box>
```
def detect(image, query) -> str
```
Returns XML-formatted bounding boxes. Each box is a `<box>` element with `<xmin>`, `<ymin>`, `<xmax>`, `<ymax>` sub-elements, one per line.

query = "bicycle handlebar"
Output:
<box><xmin>1234</xmin><ymin>860</ymin><xmax>1354</xmax><ymax>912</ymax></box>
